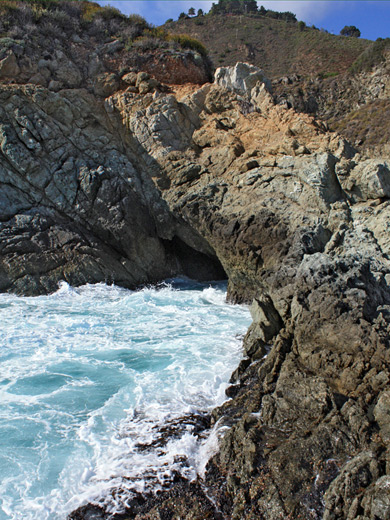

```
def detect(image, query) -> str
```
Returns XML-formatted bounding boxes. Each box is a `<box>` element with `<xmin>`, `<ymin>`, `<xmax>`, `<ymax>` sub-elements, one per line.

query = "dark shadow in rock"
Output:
<box><xmin>164</xmin><ymin>235</ymin><xmax>227</xmax><ymax>281</ymax></box>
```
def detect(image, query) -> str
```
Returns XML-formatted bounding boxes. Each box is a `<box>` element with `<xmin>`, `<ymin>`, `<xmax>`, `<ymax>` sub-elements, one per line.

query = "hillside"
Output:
<box><xmin>0</xmin><ymin>0</ymin><xmax>212</xmax><ymax>91</ymax></box>
<box><xmin>165</xmin><ymin>12</ymin><xmax>390</xmax><ymax>155</ymax></box>
<box><xmin>164</xmin><ymin>12</ymin><xmax>370</xmax><ymax>79</ymax></box>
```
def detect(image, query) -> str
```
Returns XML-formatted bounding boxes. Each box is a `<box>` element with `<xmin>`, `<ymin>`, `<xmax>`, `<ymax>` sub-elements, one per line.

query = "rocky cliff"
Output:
<box><xmin>164</xmin><ymin>10</ymin><xmax>390</xmax><ymax>158</ymax></box>
<box><xmin>1</xmin><ymin>11</ymin><xmax>390</xmax><ymax>518</ymax></box>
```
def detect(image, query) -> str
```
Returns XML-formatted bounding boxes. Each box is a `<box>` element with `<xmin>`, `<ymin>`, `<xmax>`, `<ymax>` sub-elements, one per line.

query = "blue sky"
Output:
<box><xmin>97</xmin><ymin>1</ymin><xmax>390</xmax><ymax>40</ymax></box>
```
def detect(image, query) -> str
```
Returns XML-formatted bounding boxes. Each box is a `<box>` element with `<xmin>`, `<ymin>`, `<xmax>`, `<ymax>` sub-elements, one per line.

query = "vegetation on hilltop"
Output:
<box><xmin>0</xmin><ymin>0</ymin><xmax>211</xmax><ymax>91</ymax></box>
<box><xmin>164</xmin><ymin>9</ymin><xmax>369</xmax><ymax>79</ymax></box>
<box><xmin>166</xmin><ymin>0</ymin><xmax>390</xmax><ymax>156</ymax></box>
<box><xmin>208</xmin><ymin>0</ymin><xmax>298</xmax><ymax>23</ymax></box>
<box><xmin>340</xmin><ymin>25</ymin><xmax>361</xmax><ymax>38</ymax></box>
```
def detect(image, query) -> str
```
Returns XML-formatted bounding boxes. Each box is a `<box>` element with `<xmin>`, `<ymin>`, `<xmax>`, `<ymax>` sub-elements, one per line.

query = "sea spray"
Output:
<box><xmin>0</xmin><ymin>279</ymin><xmax>251</xmax><ymax>519</ymax></box>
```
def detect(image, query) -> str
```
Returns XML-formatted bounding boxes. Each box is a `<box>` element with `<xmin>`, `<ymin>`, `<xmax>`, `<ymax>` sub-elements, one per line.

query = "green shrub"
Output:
<box><xmin>340</xmin><ymin>25</ymin><xmax>360</xmax><ymax>38</ymax></box>
<box><xmin>349</xmin><ymin>37</ymin><xmax>390</xmax><ymax>74</ymax></box>
<box><xmin>133</xmin><ymin>36</ymin><xmax>168</xmax><ymax>51</ymax></box>
<box><xmin>80</xmin><ymin>1</ymin><xmax>103</xmax><ymax>22</ymax></box>
<box><xmin>41</xmin><ymin>9</ymin><xmax>76</xmax><ymax>32</ymax></box>
<box><xmin>127</xmin><ymin>14</ymin><xmax>148</xmax><ymax>27</ymax></box>
<box><xmin>147</xmin><ymin>26</ymin><xmax>169</xmax><ymax>40</ymax></box>
<box><xmin>0</xmin><ymin>36</ymin><xmax>24</xmax><ymax>48</ymax></box>
<box><xmin>168</xmin><ymin>33</ymin><xmax>208</xmax><ymax>55</ymax></box>
<box><xmin>94</xmin><ymin>5</ymin><xmax>126</xmax><ymax>22</ymax></box>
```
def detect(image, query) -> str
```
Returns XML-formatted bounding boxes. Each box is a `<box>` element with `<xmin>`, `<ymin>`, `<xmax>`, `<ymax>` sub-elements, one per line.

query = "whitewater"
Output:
<box><xmin>0</xmin><ymin>279</ymin><xmax>251</xmax><ymax>519</ymax></box>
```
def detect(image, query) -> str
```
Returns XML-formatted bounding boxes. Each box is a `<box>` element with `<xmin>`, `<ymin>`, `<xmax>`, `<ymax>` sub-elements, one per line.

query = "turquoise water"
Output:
<box><xmin>0</xmin><ymin>280</ymin><xmax>251</xmax><ymax>519</ymax></box>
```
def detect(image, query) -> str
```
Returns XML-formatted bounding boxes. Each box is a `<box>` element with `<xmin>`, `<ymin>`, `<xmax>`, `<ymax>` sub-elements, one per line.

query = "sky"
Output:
<box><xmin>96</xmin><ymin>0</ymin><xmax>390</xmax><ymax>41</ymax></box>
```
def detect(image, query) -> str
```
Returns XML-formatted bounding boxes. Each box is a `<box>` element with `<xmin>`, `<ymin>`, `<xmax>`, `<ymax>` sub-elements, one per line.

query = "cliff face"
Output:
<box><xmin>0</xmin><ymin>82</ymin><xmax>225</xmax><ymax>294</ymax></box>
<box><xmin>1</xmin><ymin>43</ymin><xmax>390</xmax><ymax>520</ymax></box>
<box><xmin>103</xmin><ymin>64</ymin><xmax>390</xmax><ymax>519</ymax></box>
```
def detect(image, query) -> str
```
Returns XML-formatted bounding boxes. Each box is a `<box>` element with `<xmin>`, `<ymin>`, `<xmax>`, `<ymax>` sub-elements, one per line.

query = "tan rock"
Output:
<box><xmin>121</xmin><ymin>71</ymin><xmax>138</xmax><ymax>86</ymax></box>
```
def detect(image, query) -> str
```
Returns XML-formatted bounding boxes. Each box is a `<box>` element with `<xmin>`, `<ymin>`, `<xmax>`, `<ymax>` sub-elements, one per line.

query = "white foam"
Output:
<box><xmin>0</xmin><ymin>280</ymin><xmax>251</xmax><ymax>520</ymax></box>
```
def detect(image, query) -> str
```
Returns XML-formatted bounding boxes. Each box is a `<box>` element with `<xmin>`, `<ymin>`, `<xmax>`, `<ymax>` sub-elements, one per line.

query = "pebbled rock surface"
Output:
<box><xmin>1</xmin><ymin>58</ymin><xmax>390</xmax><ymax>519</ymax></box>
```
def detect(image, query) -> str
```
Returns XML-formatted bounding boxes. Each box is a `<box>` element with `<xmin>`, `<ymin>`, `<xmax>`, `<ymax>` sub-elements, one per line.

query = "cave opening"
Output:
<box><xmin>165</xmin><ymin>236</ymin><xmax>227</xmax><ymax>282</ymax></box>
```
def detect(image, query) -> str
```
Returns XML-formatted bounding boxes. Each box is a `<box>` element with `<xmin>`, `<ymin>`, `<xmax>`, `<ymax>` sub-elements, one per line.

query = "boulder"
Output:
<box><xmin>214</xmin><ymin>62</ymin><xmax>272</xmax><ymax>97</ymax></box>
<box><xmin>93</xmin><ymin>73</ymin><xmax>119</xmax><ymax>97</ymax></box>
<box><xmin>0</xmin><ymin>51</ymin><xmax>20</xmax><ymax>78</ymax></box>
<box><xmin>345</xmin><ymin>159</ymin><xmax>390</xmax><ymax>201</ymax></box>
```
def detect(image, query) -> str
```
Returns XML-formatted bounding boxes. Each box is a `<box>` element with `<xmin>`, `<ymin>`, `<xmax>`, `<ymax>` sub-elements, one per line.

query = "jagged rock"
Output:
<box><xmin>100</xmin><ymin>39</ymin><xmax>124</xmax><ymax>55</ymax></box>
<box><xmin>215</xmin><ymin>62</ymin><xmax>271</xmax><ymax>98</ymax></box>
<box><xmin>339</xmin><ymin>159</ymin><xmax>390</xmax><ymax>201</ymax></box>
<box><xmin>49</xmin><ymin>50</ymin><xmax>82</xmax><ymax>88</ymax></box>
<box><xmin>323</xmin><ymin>452</ymin><xmax>382</xmax><ymax>520</ymax></box>
<box><xmin>93</xmin><ymin>72</ymin><xmax>119</xmax><ymax>97</ymax></box>
<box><xmin>272</xmin><ymin>54</ymin><xmax>390</xmax><ymax>156</ymax></box>
<box><xmin>360</xmin><ymin>475</ymin><xmax>390</xmax><ymax>520</ymax></box>
<box><xmin>374</xmin><ymin>390</ymin><xmax>390</xmax><ymax>443</ymax></box>
<box><xmin>121</xmin><ymin>71</ymin><xmax>138</xmax><ymax>85</ymax></box>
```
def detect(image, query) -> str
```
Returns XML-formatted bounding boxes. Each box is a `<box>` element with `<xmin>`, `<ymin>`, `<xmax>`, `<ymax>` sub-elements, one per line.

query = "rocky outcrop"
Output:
<box><xmin>1</xmin><ymin>57</ymin><xmax>390</xmax><ymax>519</ymax></box>
<box><xmin>0</xmin><ymin>84</ymin><xmax>224</xmax><ymax>294</ymax></box>
<box><xmin>215</xmin><ymin>62</ymin><xmax>272</xmax><ymax>97</ymax></box>
<box><xmin>0</xmin><ymin>35</ymin><xmax>210</xmax><ymax>93</ymax></box>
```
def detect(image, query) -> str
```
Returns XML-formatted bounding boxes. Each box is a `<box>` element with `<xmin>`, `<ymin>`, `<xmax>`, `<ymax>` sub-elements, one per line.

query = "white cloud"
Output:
<box><xmin>259</xmin><ymin>1</ymin><xmax>344</xmax><ymax>25</ymax></box>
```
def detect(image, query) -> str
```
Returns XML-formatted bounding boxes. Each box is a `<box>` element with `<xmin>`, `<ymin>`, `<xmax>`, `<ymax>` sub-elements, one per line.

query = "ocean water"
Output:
<box><xmin>0</xmin><ymin>279</ymin><xmax>251</xmax><ymax>519</ymax></box>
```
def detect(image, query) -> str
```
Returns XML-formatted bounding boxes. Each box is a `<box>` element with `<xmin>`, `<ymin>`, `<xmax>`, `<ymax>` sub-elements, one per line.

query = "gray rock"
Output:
<box><xmin>93</xmin><ymin>73</ymin><xmax>119</xmax><ymax>97</ymax></box>
<box><xmin>214</xmin><ymin>62</ymin><xmax>271</xmax><ymax>97</ymax></box>
<box><xmin>346</xmin><ymin>160</ymin><xmax>390</xmax><ymax>201</ymax></box>
<box><xmin>121</xmin><ymin>71</ymin><xmax>138</xmax><ymax>86</ymax></box>
<box><xmin>374</xmin><ymin>390</ymin><xmax>390</xmax><ymax>442</ymax></box>
<box><xmin>1</xmin><ymin>61</ymin><xmax>390</xmax><ymax>520</ymax></box>
<box><xmin>323</xmin><ymin>452</ymin><xmax>381</xmax><ymax>520</ymax></box>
